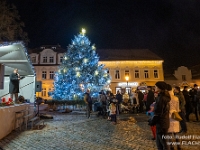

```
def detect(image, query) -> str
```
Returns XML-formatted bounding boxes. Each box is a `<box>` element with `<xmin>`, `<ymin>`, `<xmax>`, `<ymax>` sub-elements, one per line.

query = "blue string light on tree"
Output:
<box><xmin>50</xmin><ymin>28</ymin><xmax>111</xmax><ymax>100</ymax></box>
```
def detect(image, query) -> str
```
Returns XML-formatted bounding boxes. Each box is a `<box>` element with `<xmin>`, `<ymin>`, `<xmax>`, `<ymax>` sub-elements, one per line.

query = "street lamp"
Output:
<box><xmin>125</xmin><ymin>76</ymin><xmax>129</xmax><ymax>93</ymax></box>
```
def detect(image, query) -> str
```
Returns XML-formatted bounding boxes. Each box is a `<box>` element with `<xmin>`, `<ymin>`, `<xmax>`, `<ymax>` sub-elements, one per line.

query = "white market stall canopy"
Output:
<box><xmin>0</xmin><ymin>42</ymin><xmax>35</xmax><ymax>76</ymax></box>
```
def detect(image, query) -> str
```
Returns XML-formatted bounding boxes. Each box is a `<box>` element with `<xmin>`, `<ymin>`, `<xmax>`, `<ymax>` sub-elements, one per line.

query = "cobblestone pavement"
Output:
<box><xmin>0</xmin><ymin>112</ymin><xmax>200</xmax><ymax>150</ymax></box>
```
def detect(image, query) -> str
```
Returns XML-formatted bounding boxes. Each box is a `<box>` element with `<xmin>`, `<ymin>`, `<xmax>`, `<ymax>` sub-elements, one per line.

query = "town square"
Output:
<box><xmin>1</xmin><ymin>0</ymin><xmax>200</xmax><ymax>150</ymax></box>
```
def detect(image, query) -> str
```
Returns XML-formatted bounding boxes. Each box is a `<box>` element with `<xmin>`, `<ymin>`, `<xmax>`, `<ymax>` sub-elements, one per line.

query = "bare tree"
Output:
<box><xmin>0</xmin><ymin>0</ymin><xmax>29</xmax><ymax>44</ymax></box>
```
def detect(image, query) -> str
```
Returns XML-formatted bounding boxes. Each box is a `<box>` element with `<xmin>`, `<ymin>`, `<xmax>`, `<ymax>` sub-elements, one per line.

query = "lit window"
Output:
<box><xmin>182</xmin><ymin>75</ymin><xmax>186</xmax><ymax>81</ymax></box>
<box><xmin>125</xmin><ymin>70</ymin><xmax>129</xmax><ymax>76</ymax></box>
<box><xmin>154</xmin><ymin>70</ymin><xmax>158</xmax><ymax>78</ymax></box>
<box><xmin>49</xmin><ymin>71</ymin><xmax>54</xmax><ymax>79</ymax></box>
<box><xmin>49</xmin><ymin>57</ymin><xmax>54</xmax><ymax>63</ymax></box>
<box><xmin>31</xmin><ymin>56</ymin><xmax>36</xmax><ymax>63</ymax></box>
<box><xmin>135</xmin><ymin>70</ymin><xmax>139</xmax><ymax>78</ymax></box>
<box><xmin>115</xmin><ymin>70</ymin><xmax>120</xmax><ymax>79</ymax></box>
<box><xmin>144</xmin><ymin>70</ymin><xmax>149</xmax><ymax>78</ymax></box>
<box><xmin>42</xmin><ymin>88</ymin><xmax>46</xmax><ymax>97</ymax></box>
<box><xmin>43</xmin><ymin>56</ymin><xmax>47</xmax><ymax>63</ymax></box>
<box><xmin>42</xmin><ymin>71</ymin><xmax>47</xmax><ymax>79</ymax></box>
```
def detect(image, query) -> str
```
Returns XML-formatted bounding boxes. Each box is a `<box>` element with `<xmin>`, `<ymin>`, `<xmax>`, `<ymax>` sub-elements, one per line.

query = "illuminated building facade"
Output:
<box><xmin>30</xmin><ymin>47</ymin><xmax>164</xmax><ymax>99</ymax></box>
<box><xmin>98</xmin><ymin>49</ymin><xmax>164</xmax><ymax>93</ymax></box>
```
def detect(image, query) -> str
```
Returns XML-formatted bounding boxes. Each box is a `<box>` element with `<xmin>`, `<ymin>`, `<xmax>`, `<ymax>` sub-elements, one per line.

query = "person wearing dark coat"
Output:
<box><xmin>182</xmin><ymin>86</ymin><xmax>192</xmax><ymax>122</ymax></box>
<box><xmin>174</xmin><ymin>86</ymin><xmax>187</xmax><ymax>133</ymax></box>
<box><xmin>146</xmin><ymin>86</ymin><xmax>155</xmax><ymax>111</ymax></box>
<box><xmin>154</xmin><ymin>81</ymin><xmax>170</xmax><ymax>150</ymax></box>
<box><xmin>116</xmin><ymin>90</ymin><xmax>123</xmax><ymax>113</ymax></box>
<box><xmin>9</xmin><ymin>68</ymin><xmax>20</xmax><ymax>103</ymax></box>
<box><xmin>189</xmin><ymin>84</ymin><xmax>199</xmax><ymax>121</ymax></box>
<box><xmin>137</xmin><ymin>89</ymin><xmax>144</xmax><ymax>113</ymax></box>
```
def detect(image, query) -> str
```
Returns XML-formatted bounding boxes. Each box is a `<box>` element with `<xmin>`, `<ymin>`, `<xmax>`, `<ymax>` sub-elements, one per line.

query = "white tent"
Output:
<box><xmin>0</xmin><ymin>42</ymin><xmax>36</xmax><ymax>103</ymax></box>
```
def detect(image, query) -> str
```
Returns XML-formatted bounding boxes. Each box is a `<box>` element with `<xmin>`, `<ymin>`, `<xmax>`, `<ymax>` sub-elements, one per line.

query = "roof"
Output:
<box><xmin>97</xmin><ymin>49</ymin><xmax>163</xmax><ymax>61</ymax></box>
<box><xmin>164</xmin><ymin>74</ymin><xmax>177</xmax><ymax>80</ymax></box>
<box><xmin>190</xmin><ymin>64</ymin><xmax>200</xmax><ymax>79</ymax></box>
<box><xmin>28</xmin><ymin>45</ymin><xmax>66</xmax><ymax>54</ymax></box>
<box><xmin>0</xmin><ymin>41</ymin><xmax>35</xmax><ymax>76</ymax></box>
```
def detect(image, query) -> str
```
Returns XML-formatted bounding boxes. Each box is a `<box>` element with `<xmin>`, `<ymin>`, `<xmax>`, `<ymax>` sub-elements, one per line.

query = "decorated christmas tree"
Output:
<box><xmin>51</xmin><ymin>29</ymin><xmax>111</xmax><ymax>100</ymax></box>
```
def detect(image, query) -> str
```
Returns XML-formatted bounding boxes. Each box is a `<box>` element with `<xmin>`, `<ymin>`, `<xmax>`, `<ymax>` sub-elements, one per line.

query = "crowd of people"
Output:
<box><xmin>84</xmin><ymin>82</ymin><xmax>200</xmax><ymax>150</ymax></box>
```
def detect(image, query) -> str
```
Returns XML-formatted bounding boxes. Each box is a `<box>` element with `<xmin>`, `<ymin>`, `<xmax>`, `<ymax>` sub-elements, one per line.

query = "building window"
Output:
<box><xmin>60</xmin><ymin>56</ymin><xmax>63</xmax><ymax>63</ymax></box>
<box><xmin>144</xmin><ymin>70</ymin><xmax>149</xmax><ymax>78</ymax></box>
<box><xmin>49</xmin><ymin>57</ymin><xmax>54</xmax><ymax>63</ymax></box>
<box><xmin>31</xmin><ymin>56</ymin><xmax>36</xmax><ymax>63</ymax></box>
<box><xmin>154</xmin><ymin>70</ymin><xmax>158</xmax><ymax>78</ymax></box>
<box><xmin>43</xmin><ymin>56</ymin><xmax>47</xmax><ymax>63</ymax></box>
<box><xmin>49</xmin><ymin>71</ymin><xmax>54</xmax><ymax>79</ymax></box>
<box><xmin>182</xmin><ymin>75</ymin><xmax>186</xmax><ymax>81</ymax></box>
<box><xmin>125</xmin><ymin>70</ymin><xmax>129</xmax><ymax>76</ymax></box>
<box><xmin>42</xmin><ymin>88</ymin><xmax>46</xmax><ymax>97</ymax></box>
<box><xmin>135</xmin><ymin>70</ymin><xmax>139</xmax><ymax>78</ymax></box>
<box><xmin>42</xmin><ymin>71</ymin><xmax>47</xmax><ymax>79</ymax></box>
<box><xmin>115</xmin><ymin>70</ymin><xmax>120</xmax><ymax>79</ymax></box>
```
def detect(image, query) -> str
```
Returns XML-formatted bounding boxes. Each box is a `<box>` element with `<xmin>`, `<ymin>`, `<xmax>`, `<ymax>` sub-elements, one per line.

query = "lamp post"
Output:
<box><xmin>125</xmin><ymin>76</ymin><xmax>129</xmax><ymax>93</ymax></box>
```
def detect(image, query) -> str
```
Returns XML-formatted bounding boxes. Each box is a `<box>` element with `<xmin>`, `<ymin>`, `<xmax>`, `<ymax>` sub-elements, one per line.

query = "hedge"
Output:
<box><xmin>45</xmin><ymin>100</ymin><xmax>86</xmax><ymax>106</ymax></box>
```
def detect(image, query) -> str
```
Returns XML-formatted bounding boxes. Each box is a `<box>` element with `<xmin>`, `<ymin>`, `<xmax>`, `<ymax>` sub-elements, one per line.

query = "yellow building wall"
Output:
<box><xmin>99</xmin><ymin>60</ymin><xmax>164</xmax><ymax>93</ymax></box>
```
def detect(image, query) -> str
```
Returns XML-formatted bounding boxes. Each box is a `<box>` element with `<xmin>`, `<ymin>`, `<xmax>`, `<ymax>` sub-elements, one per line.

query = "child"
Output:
<box><xmin>109</xmin><ymin>102</ymin><xmax>117</xmax><ymax>125</ymax></box>
<box><xmin>147</xmin><ymin>102</ymin><xmax>156</xmax><ymax>140</ymax></box>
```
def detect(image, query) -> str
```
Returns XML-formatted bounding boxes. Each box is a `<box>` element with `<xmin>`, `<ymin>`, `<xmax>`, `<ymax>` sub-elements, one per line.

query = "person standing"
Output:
<box><xmin>9</xmin><ymin>68</ymin><xmax>21</xmax><ymax>103</ymax></box>
<box><xmin>143</xmin><ymin>90</ymin><xmax>148</xmax><ymax>108</ymax></box>
<box><xmin>109</xmin><ymin>101</ymin><xmax>117</xmax><ymax>125</ymax></box>
<box><xmin>146</xmin><ymin>86</ymin><xmax>155</xmax><ymax>111</ymax></box>
<box><xmin>182</xmin><ymin>86</ymin><xmax>192</xmax><ymax>122</ymax></box>
<box><xmin>147</xmin><ymin>102</ymin><xmax>156</xmax><ymax>140</ymax></box>
<box><xmin>137</xmin><ymin>89</ymin><xmax>144</xmax><ymax>113</ymax></box>
<box><xmin>154</xmin><ymin>81</ymin><xmax>170</xmax><ymax>150</ymax></box>
<box><xmin>189</xmin><ymin>84</ymin><xmax>199</xmax><ymax>121</ymax></box>
<box><xmin>84</xmin><ymin>89</ymin><xmax>92</xmax><ymax>113</ymax></box>
<box><xmin>123</xmin><ymin>92</ymin><xmax>129</xmax><ymax>104</ymax></box>
<box><xmin>167</xmin><ymin>84</ymin><xmax>181</xmax><ymax>150</ymax></box>
<box><xmin>100</xmin><ymin>90</ymin><xmax>107</xmax><ymax>118</ymax></box>
<box><xmin>174</xmin><ymin>86</ymin><xmax>187</xmax><ymax>133</ymax></box>
<box><xmin>116</xmin><ymin>90</ymin><xmax>123</xmax><ymax>114</ymax></box>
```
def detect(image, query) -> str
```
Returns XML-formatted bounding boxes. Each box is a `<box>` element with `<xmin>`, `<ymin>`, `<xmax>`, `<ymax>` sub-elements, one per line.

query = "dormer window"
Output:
<box><xmin>31</xmin><ymin>56</ymin><xmax>36</xmax><ymax>63</ymax></box>
<box><xmin>43</xmin><ymin>56</ymin><xmax>47</xmax><ymax>63</ymax></box>
<box><xmin>49</xmin><ymin>57</ymin><xmax>54</xmax><ymax>63</ymax></box>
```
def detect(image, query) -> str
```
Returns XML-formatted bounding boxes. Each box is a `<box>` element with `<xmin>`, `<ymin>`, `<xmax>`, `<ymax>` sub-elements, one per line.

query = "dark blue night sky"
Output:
<box><xmin>8</xmin><ymin>0</ymin><xmax>200</xmax><ymax>68</ymax></box>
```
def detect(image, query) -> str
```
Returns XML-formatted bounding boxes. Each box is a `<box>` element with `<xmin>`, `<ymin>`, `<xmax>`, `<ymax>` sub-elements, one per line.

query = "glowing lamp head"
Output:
<box><xmin>125</xmin><ymin>76</ymin><xmax>129</xmax><ymax>81</ymax></box>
